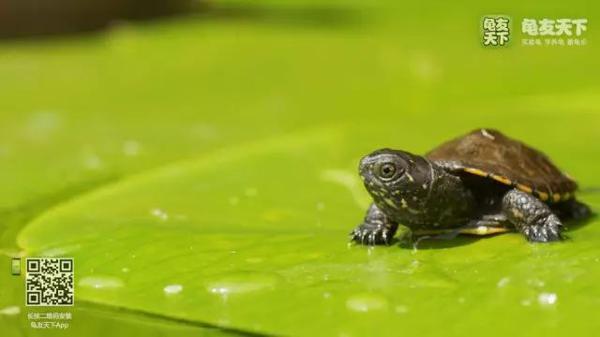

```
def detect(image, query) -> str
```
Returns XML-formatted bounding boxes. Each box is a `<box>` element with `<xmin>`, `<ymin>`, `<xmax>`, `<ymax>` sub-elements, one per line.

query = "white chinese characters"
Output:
<box><xmin>483</xmin><ymin>16</ymin><xmax>511</xmax><ymax>46</ymax></box>
<box><xmin>522</xmin><ymin>18</ymin><xmax>588</xmax><ymax>36</ymax></box>
<box><xmin>521</xmin><ymin>18</ymin><xmax>588</xmax><ymax>47</ymax></box>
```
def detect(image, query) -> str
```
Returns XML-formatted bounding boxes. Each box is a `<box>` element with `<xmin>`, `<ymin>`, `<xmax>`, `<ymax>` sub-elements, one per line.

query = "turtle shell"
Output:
<box><xmin>426</xmin><ymin>129</ymin><xmax>577</xmax><ymax>202</ymax></box>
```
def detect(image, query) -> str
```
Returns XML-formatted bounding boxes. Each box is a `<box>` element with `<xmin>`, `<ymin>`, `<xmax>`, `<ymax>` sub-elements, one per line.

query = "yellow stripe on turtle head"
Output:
<box><xmin>561</xmin><ymin>192</ymin><xmax>572</xmax><ymax>201</ymax></box>
<box><xmin>552</xmin><ymin>193</ymin><xmax>562</xmax><ymax>203</ymax></box>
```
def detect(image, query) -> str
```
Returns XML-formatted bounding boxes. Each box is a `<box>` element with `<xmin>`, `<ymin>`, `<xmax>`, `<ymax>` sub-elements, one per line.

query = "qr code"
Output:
<box><xmin>26</xmin><ymin>258</ymin><xmax>74</xmax><ymax>306</ymax></box>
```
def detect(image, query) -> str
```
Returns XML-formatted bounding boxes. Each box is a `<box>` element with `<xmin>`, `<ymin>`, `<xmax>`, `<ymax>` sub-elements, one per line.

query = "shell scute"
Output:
<box><xmin>426</xmin><ymin>129</ymin><xmax>577</xmax><ymax>201</ymax></box>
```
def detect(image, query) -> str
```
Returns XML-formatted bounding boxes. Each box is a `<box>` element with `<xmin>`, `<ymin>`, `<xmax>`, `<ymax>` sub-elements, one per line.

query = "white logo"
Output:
<box><xmin>521</xmin><ymin>18</ymin><xmax>588</xmax><ymax>46</ymax></box>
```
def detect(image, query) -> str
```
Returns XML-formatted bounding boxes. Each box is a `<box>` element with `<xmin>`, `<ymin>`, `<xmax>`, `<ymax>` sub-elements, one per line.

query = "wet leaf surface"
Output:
<box><xmin>16</xmin><ymin>126</ymin><xmax>600</xmax><ymax>336</ymax></box>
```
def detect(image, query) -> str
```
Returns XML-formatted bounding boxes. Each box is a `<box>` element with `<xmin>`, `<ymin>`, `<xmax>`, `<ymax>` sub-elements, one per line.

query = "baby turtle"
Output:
<box><xmin>351</xmin><ymin>128</ymin><xmax>591</xmax><ymax>245</ymax></box>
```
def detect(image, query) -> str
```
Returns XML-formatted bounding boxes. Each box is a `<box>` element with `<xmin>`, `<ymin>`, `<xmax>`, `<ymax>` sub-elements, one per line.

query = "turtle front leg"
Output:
<box><xmin>502</xmin><ymin>189</ymin><xmax>563</xmax><ymax>242</ymax></box>
<box><xmin>350</xmin><ymin>203</ymin><xmax>398</xmax><ymax>245</ymax></box>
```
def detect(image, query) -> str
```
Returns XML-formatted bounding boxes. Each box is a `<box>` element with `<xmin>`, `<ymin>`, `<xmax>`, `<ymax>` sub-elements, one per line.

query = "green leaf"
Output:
<box><xmin>16</xmin><ymin>125</ymin><xmax>600</xmax><ymax>337</ymax></box>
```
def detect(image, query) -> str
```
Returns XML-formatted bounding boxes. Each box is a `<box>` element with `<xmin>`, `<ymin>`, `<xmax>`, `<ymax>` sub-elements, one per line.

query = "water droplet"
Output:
<box><xmin>0</xmin><ymin>306</ymin><xmax>20</xmax><ymax>316</ymax></box>
<box><xmin>38</xmin><ymin>244</ymin><xmax>81</xmax><ymax>257</ymax></box>
<box><xmin>408</xmin><ymin>52</ymin><xmax>441</xmax><ymax>83</ymax></box>
<box><xmin>402</xmin><ymin>259</ymin><xmax>421</xmax><ymax>275</ymax></box>
<box><xmin>394</xmin><ymin>305</ymin><xmax>409</xmax><ymax>314</ymax></box>
<box><xmin>190</xmin><ymin>123</ymin><xmax>219</xmax><ymax>140</ymax></box>
<box><xmin>245</xmin><ymin>257</ymin><xmax>263</xmax><ymax>264</ymax></box>
<box><xmin>25</xmin><ymin>111</ymin><xmax>61</xmax><ymax>140</ymax></box>
<box><xmin>206</xmin><ymin>272</ymin><xmax>280</xmax><ymax>296</ymax></box>
<box><xmin>121</xmin><ymin>267</ymin><xmax>130</xmax><ymax>273</ymax></box>
<box><xmin>0</xmin><ymin>145</ymin><xmax>9</xmax><ymax>158</ymax></box>
<box><xmin>83</xmin><ymin>153</ymin><xmax>103</xmax><ymax>170</ymax></box>
<box><xmin>79</xmin><ymin>276</ymin><xmax>124</xmax><ymax>289</ymax></box>
<box><xmin>346</xmin><ymin>293</ymin><xmax>389</xmax><ymax>313</ymax></box>
<box><xmin>538</xmin><ymin>292</ymin><xmax>557</xmax><ymax>306</ymax></box>
<box><xmin>521</xmin><ymin>299</ymin><xmax>532</xmax><ymax>306</ymax></box>
<box><xmin>123</xmin><ymin>140</ymin><xmax>140</xmax><ymax>156</ymax></box>
<box><xmin>244</xmin><ymin>188</ymin><xmax>258</xmax><ymax>197</ymax></box>
<box><xmin>497</xmin><ymin>277</ymin><xmax>510</xmax><ymax>288</ymax></box>
<box><xmin>316</xmin><ymin>202</ymin><xmax>325</xmax><ymax>211</ymax></box>
<box><xmin>527</xmin><ymin>278</ymin><xmax>545</xmax><ymax>288</ymax></box>
<box><xmin>229</xmin><ymin>197</ymin><xmax>239</xmax><ymax>206</ymax></box>
<box><xmin>163</xmin><ymin>284</ymin><xmax>183</xmax><ymax>295</ymax></box>
<box><xmin>150</xmin><ymin>208</ymin><xmax>169</xmax><ymax>221</ymax></box>
<box><xmin>217</xmin><ymin>318</ymin><xmax>231</xmax><ymax>326</ymax></box>
<box><xmin>457</xmin><ymin>297</ymin><xmax>466</xmax><ymax>304</ymax></box>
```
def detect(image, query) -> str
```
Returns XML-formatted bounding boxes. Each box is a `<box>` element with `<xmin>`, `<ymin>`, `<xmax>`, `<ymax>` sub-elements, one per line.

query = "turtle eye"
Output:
<box><xmin>378</xmin><ymin>162</ymin><xmax>398</xmax><ymax>180</ymax></box>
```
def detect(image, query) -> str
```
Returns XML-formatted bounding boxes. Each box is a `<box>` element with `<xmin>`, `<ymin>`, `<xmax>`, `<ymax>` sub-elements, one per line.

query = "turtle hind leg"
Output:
<box><xmin>350</xmin><ymin>203</ymin><xmax>398</xmax><ymax>246</ymax></box>
<box><xmin>553</xmin><ymin>198</ymin><xmax>592</xmax><ymax>221</ymax></box>
<box><xmin>502</xmin><ymin>189</ymin><xmax>563</xmax><ymax>242</ymax></box>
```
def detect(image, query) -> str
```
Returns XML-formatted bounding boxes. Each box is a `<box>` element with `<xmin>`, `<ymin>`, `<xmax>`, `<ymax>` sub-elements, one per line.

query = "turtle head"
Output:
<box><xmin>359</xmin><ymin>149</ymin><xmax>435</xmax><ymax>224</ymax></box>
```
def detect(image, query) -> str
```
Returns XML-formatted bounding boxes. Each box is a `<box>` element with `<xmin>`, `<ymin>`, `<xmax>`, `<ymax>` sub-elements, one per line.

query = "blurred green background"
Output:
<box><xmin>1</xmin><ymin>0</ymin><xmax>599</xmax><ymax>336</ymax></box>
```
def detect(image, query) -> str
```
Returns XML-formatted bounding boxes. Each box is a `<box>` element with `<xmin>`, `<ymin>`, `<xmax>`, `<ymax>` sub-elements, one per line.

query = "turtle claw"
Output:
<box><xmin>351</xmin><ymin>204</ymin><xmax>399</xmax><ymax>246</ymax></box>
<box><xmin>522</xmin><ymin>214</ymin><xmax>564</xmax><ymax>242</ymax></box>
<box><xmin>350</xmin><ymin>223</ymin><xmax>395</xmax><ymax>246</ymax></box>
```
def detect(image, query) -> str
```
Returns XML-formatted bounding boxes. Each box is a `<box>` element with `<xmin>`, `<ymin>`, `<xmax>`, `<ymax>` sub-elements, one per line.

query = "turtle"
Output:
<box><xmin>350</xmin><ymin>128</ymin><xmax>592</xmax><ymax>245</ymax></box>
